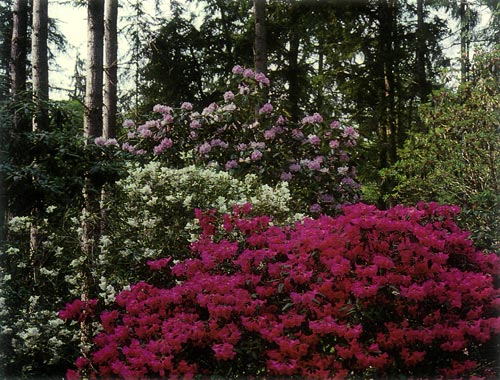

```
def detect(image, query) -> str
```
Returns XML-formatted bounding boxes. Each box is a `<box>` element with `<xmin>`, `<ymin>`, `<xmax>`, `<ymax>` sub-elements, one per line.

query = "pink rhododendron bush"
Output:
<box><xmin>118</xmin><ymin>66</ymin><xmax>360</xmax><ymax>214</ymax></box>
<box><xmin>61</xmin><ymin>203</ymin><xmax>500</xmax><ymax>379</ymax></box>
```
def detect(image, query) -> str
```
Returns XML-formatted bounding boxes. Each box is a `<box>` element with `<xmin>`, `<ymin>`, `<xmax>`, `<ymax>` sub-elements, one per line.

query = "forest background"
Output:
<box><xmin>0</xmin><ymin>0</ymin><xmax>499</xmax><ymax>378</ymax></box>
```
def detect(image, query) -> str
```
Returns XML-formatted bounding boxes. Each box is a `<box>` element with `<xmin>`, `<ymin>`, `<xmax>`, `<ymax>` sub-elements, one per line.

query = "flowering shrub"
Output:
<box><xmin>100</xmin><ymin>162</ymin><xmax>300</xmax><ymax>289</ymax></box>
<box><xmin>63</xmin><ymin>202</ymin><xmax>500</xmax><ymax>379</ymax></box>
<box><xmin>0</xmin><ymin>209</ymin><xmax>82</xmax><ymax>377</ymax></box>
<box><xmin>121</xmin><ymin>66</ymin><xmax>360</xmax><ymax>214</ymax></box>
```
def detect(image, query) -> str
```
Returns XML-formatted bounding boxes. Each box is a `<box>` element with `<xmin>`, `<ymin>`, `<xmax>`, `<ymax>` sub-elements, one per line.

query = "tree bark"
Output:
<box><xmin>253</xmin><ymin>0</ymin><xmax>267</xmax><ymax>75</ymax></box>
<box><xmin>31</xmin><ymin>0</ymin><xmax>49</xmax><ymax>131</ymax></box>
<box><xmin>376</xmin><ymin>0</ymin><xmax>398</xmax><ymax>207</ymax></box>
<box><xmin>459</xmin><ymin>0</ymin><xmax>470</xmax><ymax>83</ymax></box>
<box><xmin>84</xmin><ymin>0</ymin><xmax>105</xmax><ymax>139</ymax></box>
<box><xmin>288</xmin><ymin>19</ymin><xmax>300</xmax><ymax>122</ymax></box>
<box><xmin>104</xmin><ymin>0</ymin><xmax>118</xmax><ymax>139</ymax></box>
<box><xmin>416</xmin><ymin>0</ymin><xmax>430</xmax><ymax>102</ymax></box>
<box><xmin>81</xmin><ymin>0</ymin><xmax>105</xmax><ymax>363</ymax></box>
<box><xmin>3</xmin><ymin>0</ymin><xmax>29</xmax><ymax>244</ymax></box>
<box><xmin>9</xmin><ymin>0</ymin><xmax>29</xmax><ymax>132</ymax></box>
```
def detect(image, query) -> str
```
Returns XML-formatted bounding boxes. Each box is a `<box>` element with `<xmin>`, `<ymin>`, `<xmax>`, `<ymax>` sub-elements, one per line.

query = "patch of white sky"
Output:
<box><xmin>48</xmin><ymin>0</ymin><xmax>492</xmax><ymax>100</ymax></box>
<box><xmin>49</xmin><ymin>0</ymin><xmax>201</xmax><ymax>100</ymax></box>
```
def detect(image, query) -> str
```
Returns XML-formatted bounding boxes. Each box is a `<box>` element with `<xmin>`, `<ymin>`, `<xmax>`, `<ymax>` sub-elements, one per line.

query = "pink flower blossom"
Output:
<box><xmin>94</xmin><ymin>136</ymin><xmax>106</xmax><ymax>146</ymax></box>
<box><xmin>280</xmin><ymin>172</ymin><xmax>292</xmax><ymax>181</ymax></box>
<box><xmin>147</xmin><ymin>257</ymin><xmax>171</xmax><ymax>270</ymax></box>
<box><xmin>181</xmin><ymin>102</ymin><xmax>193</xmax><ymax>110</ymax></box>
<box><xmin>153</xmin><ymin>104</ymin><xmax>173</xmax><ymax>114</ymax></box>
<box><xmin>199</xmin><ymin>142</ymin><xmax>212</xmax><ymax>155</ymax></box>
<box><xmin>212</xmin><ymin>343</ymin><xmax>236</xmax><ymax>360</ymax></box>
<box><xmin>225</xmin><ymin>160</ymin><xmax>238</xmax><ymax>170</ymax></box>
<box><xmin>243</xmin><ymin>68</ymin><xmax>254</xmax><ymax>78</ymax></box>
<box><xmin>330</xmin><ymin>120</ymin><xmax>340</xmax><ymax>129</ymax></box>
<box><xmin>259</xmin><ymin>103</ymin><xmax>274</xmax><ymax>114</ymax></box>
<box><xmin>121</xmin><ymin>142</ymin><xmax>135</xmax><ymax>153</ymax></box>
<box><xmin>223</xmin><ymin>91</ymin><xmax>235</xmax><ymax>102</ymax></box>
<box><xmin>255</xmin><ymin>72</ymin><xmax>270</xmax><ymax>86</ymax></box>
<box><xmin>291</xmin><ymin>129</ymin><xmax>304</xmax><ymax>140</ymax></box>
<box><xmin>342</xmin><ymin>126</ymin><xmax>359</xmax><ymax>139</ymax></box>
<box><xmin>190</xmin><ymin>119</ymin><xmax>201</xmax><ymax>129</ymax></box>
<box><xmin>237</xmin><ymin>143</ymin><xmax>248</xmax><ymax>151</ymax></box>
<box><xmin>302</xmin><ymin>112</ymin><xmax>323</xmax><ymax>124</ymax></box>
<box><xmin>329</xmin><ymin>140</ymin><xmax>340</xmax><ymax>148</ymax></box>
<box><xmin>251</xmin><ymin>150</ymin><xmax>263</xmax><ymax>161</ymax></box>
<box><xmin>310</xmin><ymin>203</ymin><xmax>322</xmax><ymax>213</ymax></box>
<box><xmin>307</xmin><ymin>134</ymin><xmax>321</xmax><ymax>145</ymax></box>
<box><xmin>232</xmin><ymin>65</ymin><xmax>244</xmax><ymax>74</ymax></box>
<box><xmin>122</xmin><ymin>119</ymin><xmax>135</xmax><ymax>128</ymax></box>
<box><xmin>202</xmin><ymin>103</ymin><xmax>217</xmax><ymax>115</ymax></box>
<box><xmin>104</xmin><ymin>138</ymin><xmax>118</xmax><ymax>147</ymax></box>
<box><xmin>264</xmin><ymin>128</ymin><xmax>276</xmax><ymax>140</ymax></box>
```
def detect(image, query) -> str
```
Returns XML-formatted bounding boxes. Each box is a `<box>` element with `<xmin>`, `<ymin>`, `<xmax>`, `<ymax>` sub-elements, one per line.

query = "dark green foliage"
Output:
<box><xmin>139</xmin><ymin>0</ymin><xmax>254</xmax><ymax>112</ymax></box>
<box><xmin>384</xmin><ymin>49</ymin><xmax>500</xmax><ymax>251</ymax></box>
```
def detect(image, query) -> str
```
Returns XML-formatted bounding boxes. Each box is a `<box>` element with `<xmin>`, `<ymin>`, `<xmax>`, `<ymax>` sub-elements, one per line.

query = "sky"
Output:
<box><xmin>49</xmin><ymin>0</ymin><xmax>175</xmax><ymax>100</ymax></box>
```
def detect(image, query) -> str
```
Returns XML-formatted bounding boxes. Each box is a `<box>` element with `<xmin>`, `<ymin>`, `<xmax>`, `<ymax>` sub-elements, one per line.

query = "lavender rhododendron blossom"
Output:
<box><xmin>181</xmin><ymin>102</ymin><xmax>193</xmax><ymax>111</ymax></box>
<box><xmin>62</xmin><ymin>203</ymin><xmax>500</xmax><ymax>380</ymax></box>
<box><xmin>259</xmin><ymin>103</ymin><xmax>273</xmax><ymax>114</ymax></box>
<box><xmin>251</xmin><ymin>150</ymin><xmax>263</xmax><ymax>161</ymax></box>
<box><xmin>223</xmin><ymin>91</ymin><xmax>235</xmax><ymax>102</ymax></box>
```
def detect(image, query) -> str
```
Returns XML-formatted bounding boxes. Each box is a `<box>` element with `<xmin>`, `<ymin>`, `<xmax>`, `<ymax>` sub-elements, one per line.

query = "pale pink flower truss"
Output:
<box><xmin>232</xmin><ymin>65</ymin><xmax>244</xmax><ymax>74</ymax></box>
<box><xmin>223</xmin><ymin>91</ymin><xmax>235</xmax><ymax>102</ymax></box>
<box><xmin>181</xmin><ymin>102</ymin><xmax>193</xmax><ymax>111</ymax></box>
<box><xmin>251</xmin><ymin>150</ymin><xmax>263</xmax><ymax>161</ymax></box>
<box><xmin>255</xmin><ymin>72</ymin><xmax>270</xmax><ymax>86</ymax></box>
<box><xmin>199</xmin><ymin>142</ymin><xmax>212</xmax><ymax>155</ymax></box>
<box><xmin>94</xmin><ymin>136</ymin><xmax>106</xmax><ymax>146</ymax></box>
<box><xmin>122</xmin><ymin>119</ymin><xmax>135</xmax><ymax>128</ymax></box>
<box><xmin>153</xmin><ymin>104</ymin><xmax>173</xmax><ymax>114</ymax></box>
<box><xmin>259</xmin><ymin>103</ymin><xmax>274</xmax><ymax>115</ymax></box>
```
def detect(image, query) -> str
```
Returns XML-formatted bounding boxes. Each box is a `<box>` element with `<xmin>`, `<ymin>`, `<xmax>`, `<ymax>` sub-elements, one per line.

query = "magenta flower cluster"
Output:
<box><xmin>62</xmin><ymin>202</ymin><xmax>500</xmax><ymax>379</ymax></box>
<box><xmin>120</xmin><ymin>65</ymin><xmax>360</xmax><ymax>214</ymax></box>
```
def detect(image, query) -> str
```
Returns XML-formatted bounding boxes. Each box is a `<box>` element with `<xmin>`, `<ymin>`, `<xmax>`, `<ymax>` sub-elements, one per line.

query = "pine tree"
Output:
<box><xmin>31</xmin><ymin>0</ymin><xmax>49</xmax><ymax>131</ymax></box>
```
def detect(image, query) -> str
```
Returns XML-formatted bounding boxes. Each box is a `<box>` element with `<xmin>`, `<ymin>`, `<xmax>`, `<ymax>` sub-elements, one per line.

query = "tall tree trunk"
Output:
<box><xmin>459</xmin><ymin>0</ymin><xmax>470</xmax><ymax>83</ymax></box>
<box><xmin>30</xmin><ymin>0</ymin><xmax>49</xmax><ymax>266</ymax></box>
<box><xmin>84</xmin><ymin>0</ymin><xmax>104</xmax><ymax>139</ymax></box>
<box><xmin>3</xmin><ymin>0</ymin><xmax>29</xmax><ymax>244</ymax></box>
<box><xmin>31</xmin><ymin>0</ymin><xmax>49</xmax><ymax>131</ymax></box>
<box><xmin>10</xmin><ymin>0</ymin><xmax>29</xmax><ymax>132</ymax></box>
<box><xmin>377</xmin><ymin>0</ymin><xmax>398</xmax><ymax>207</ymax></box>
<box><xmin>416</xmin><ymin>0</ymin><xmax>430</xmax><ymax>102</ymax></box>
<box><xmin>287</xmin><ymin>5</ymin><xmax>300</xmax><ymax>123</ymax></box>
<box><xmin>81</xmin><ymin>0</ymin><xmax>104</xmax><ymax>364</ymax></box>
<box><xmin>253</xmin><ymin>0</ymin><xmax>267</xmax><ymax>75</ymax></box>
<box><xmin>103</xmin><ymin>0</ymin><xmax>118</xmax><ymax>139</ymax></box>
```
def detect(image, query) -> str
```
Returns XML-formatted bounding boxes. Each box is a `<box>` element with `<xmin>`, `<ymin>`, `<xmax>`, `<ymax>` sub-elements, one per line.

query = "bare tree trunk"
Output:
<box><xmin>104</xmin><ymin>0</ymin><xmax>118</xmax><ymax>139</ymax></box>
<box><xmin>30</xmin><ymin>0</ymin><xmax>49</xmax><ymax>262</ymax></box>
<box><xmin>459</xmin><ymin>0</ymin><xmax>470</xmax><ymax>83</ymax></box>
<box><xmin>84</xmin><ymin>0</ymin><xmax>104</xmax><ymax>139</ymax></box>
<box><xmin>81</xmin><ymin>0</ymin><xmax>105</xmax><ymax>365</ymax></box>
<box><xmin>416</xmin><ymin>0</ymin><xmax>430</xmax><ymax>102</ymax></box>
<box><xmin>253</xmin><ymin>0</ymin><xmax>267</xmax><ymax>75</ymax></box>
<box><xmin>3</xmin><ymin>0</ymin><xmax>29</xmax><ymax>244</ymax></box>
<box><xmin>288</xmin><ymin>27</ymin><xmax>300</xmax><ymax>122</ymax></box>
<box><xmin>9</xmin><ymin>0</ymin><xmax>29</xmax><ymax>132</ymax></box>
<box><xmin>31</xmin><ymin>0</ymin><xmax>49</xmax><ymax>131</ymax></box>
